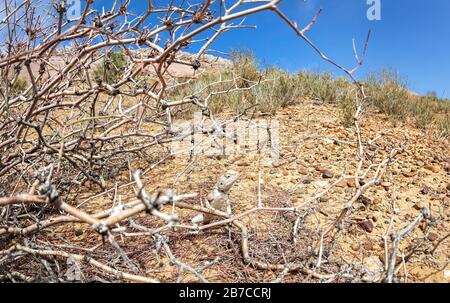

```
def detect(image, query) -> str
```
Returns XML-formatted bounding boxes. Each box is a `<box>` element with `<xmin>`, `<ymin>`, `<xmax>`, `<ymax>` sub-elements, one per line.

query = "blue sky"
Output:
<box><xmin>47</xmin><ymin>1</ymin><xmax>450</xmax><ymax>98</ymax></box>
<box><xmin>196</xmin><ymin>0</ymin><xmax>450</xmax><ymax>98</ymax></box>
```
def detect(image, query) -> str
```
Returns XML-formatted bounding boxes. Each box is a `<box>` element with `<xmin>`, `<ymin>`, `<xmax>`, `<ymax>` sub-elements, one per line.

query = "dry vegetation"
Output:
<box><xmin>0</xmin><ymin>0</ymin><xmax>448</xmax><ymax>283</ymax></box>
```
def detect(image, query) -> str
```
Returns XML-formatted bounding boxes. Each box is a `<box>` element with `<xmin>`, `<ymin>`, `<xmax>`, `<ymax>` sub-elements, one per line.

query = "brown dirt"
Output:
<box><xmin>3</xmin><ymin>99</ymin><xmax>449</xmax><ymax>283</ymax></box>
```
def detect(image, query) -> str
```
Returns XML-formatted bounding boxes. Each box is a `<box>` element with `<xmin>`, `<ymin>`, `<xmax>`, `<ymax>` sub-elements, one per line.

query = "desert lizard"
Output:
<box><xmin>191</xmin><ymin>170</ymin><xmax>240</xmax><ymax>225</ymax></box>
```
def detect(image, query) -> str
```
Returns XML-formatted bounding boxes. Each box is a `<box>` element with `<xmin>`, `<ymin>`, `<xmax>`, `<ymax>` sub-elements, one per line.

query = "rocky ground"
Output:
<box><xmin>3</xmin><ymin>97</ymin><xmax>448</xmax><ymax>283</ymax></box>
<box><xmin>29</xmin><ymin>98</ymin><xmax>446</xmax><ymax>283</ymax></box>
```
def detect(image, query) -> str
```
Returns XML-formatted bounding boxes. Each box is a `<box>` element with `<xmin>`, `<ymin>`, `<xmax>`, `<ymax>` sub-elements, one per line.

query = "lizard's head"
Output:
<box><xmin>217</xmin><ymin>170</ymin><xmax>240</xmax><ymax>192</ymax></box>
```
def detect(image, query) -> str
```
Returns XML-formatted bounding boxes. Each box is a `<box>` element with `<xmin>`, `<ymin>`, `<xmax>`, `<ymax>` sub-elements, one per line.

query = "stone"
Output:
<box><xmin>269</xmin><ymin>169</ymin><xmax>279</xmax><ymax>175</ymax></box>
<box><xmin>416</xmin><ymin>160</ymin><xmax>425</xmax><ymax>167</ymax></box>
<box><xmin>351</xmin><ymin>243</ymin><xmax>360</xmax><ymax>251</ymax></box>
<box><xmin>302</xmin><ymin>178</ymin><xmax>312</xmax><ymax>185</ymax></box>
<box><xmin>298</xmin><ymin>167</ymin><xmax>309</xmax><ymax>175</ymax></box>
<box><xmin>314</xmin><ymin>180</ymin><xmax>329</xmax><ymax>188</ymax></box>
<box><xmin>446</xmin><ymin>184</ymin><xmax>450</xmax><ymax>191</ymax></box>
<box><xmin>413</xmin><ymin>201</ymin><xmax>427</xmax><ymax>211</ymax></box>
<box><xmin>319</xmin><ymin>195</ymin><xmax>330</xmax><ymax>203</ymax></box>
<box><xmin>358</xmin><ymin>220</ymin><xmax>374</xmax><ymax>233</ymax></box>
<box><xmin>322</xmin><ymin>170</ymin><xmax>334</xmax><ymax>179</ymax></box>
<box><xmin>420</xmin><ymin>186</ymin><xmax>433</xmax><ymax>195</ymax></box>
<box><xmin>347</xmin><ymin>179</ymin><xmax>356</xmax><ymax>188</ymax></box>
<box><xmin>362</xmin><ymin>256</ymin><xmax>384</xmax><ymax>282</ymax></box>
<box><xmin>381</xmin><ymin>182</ymin><xmax>392</xmax><ymax>189</ymax></box>
<box><xmin>336</xmin><ymin>179</ymin><xmax>347</xmax><ymax>188</ymax></box>
<box><xmin>315</xmin><ymin>166</ymin><xmax>327</xmax><ymax>173</ymax></box>
<box><xmin>373</xmin><ymin>197</ymin><xmax>382</xmax><ymax>205</ymax></box>
<box><xmin>428</xmin><ymin>232</ymin><xmax>438</xmax><ymax>241</ymax></box>
<box><xmin>424</xmin><ymin>164</ymin><xmax>440</xmax><ymax>173</ymax></box>
<box><xmin>358</xmin><ymin>195</ymin><xmax>372</xmax><ymax>208</ymax></box>
<box><xmin>305</xmin><ymin>142</ymin><xmax>315</xmax><ymax>149</ymax></box>
<box><xmin>363</xmin><ymin>241</ymin><xmax>374</xmax><ymax>251</ymax></box>
<box><xmin>402</xmin><ymin>170</ymin><xmax>416</xmax><ymax>178</ymax></box>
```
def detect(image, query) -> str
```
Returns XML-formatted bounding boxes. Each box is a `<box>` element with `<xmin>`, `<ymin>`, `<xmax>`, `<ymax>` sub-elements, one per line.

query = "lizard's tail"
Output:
<box><xmin>191</xmin><ymin>213</ymin><xmax>204</xmax><ymax>224</ymax></box>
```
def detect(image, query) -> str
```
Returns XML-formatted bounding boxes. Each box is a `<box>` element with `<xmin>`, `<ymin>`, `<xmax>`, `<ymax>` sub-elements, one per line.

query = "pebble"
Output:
<box><xmin>362</xmin><ymin>256</ymin><xmax>384</xmax><ymax>282</ymax></box>
<box><xmin>351</xmin><ymin>243</ymin><xmax>360</xmax><ymax>251</ymax></box>
<box><xmin>336</xmin><ymin>179</ymin><xmax>347</xmax><ymax>188</ymax></box>
<box><xmin>319</xmin><ymin>196</ymin><xmax>330</xmax><ymax>203</ymax></box>
<box><xmin>298</xmin><ymin>167</ymin><xmax>309</xmax><ymax>175</ymax></box>
<box><xmin>381</xmin><ymin>182</ymin><xmax>392</xmax><ymax>189</ymax></box>
<box><xmin>347</xmin><ymin>179</ymin><xmax>356</xmax><ymax>188</ymax></box>
<box><xmin>302</xmin><ymin>178</ymin><xmax>312</xmax><ymax>185</ymax></box>
<box><xmin>305</xmin><ymin>143</ymin><xmax>315</xmax><ymax>149</ymax></box>
<box><xmin>420</xmin><ymin>186</ymin><xmax>433</xmax><ymax>195</ymax></box>
<box><xmin>428</xmin><ymin>232</ymin><xmax>438</xmax><ymax>241</ymax></box>
<box><xmin>322</xmin><ymin>170</ymin><xmax>334</xmax><ymax>179</ymax></box>
<box><xmin>314</xmin><ymin>180</ymin><xmax>329</xmax><ymax>188</ymax></box>
<box><xmin>363</xmin><ymin>241</ymin><xmax>374</xmax><ymax>251</ymax></box>
<box><xmin>424</xmin><ymin>164</ymin><xmax>440</xmax><ymax>173</ymax></box>
<box><xmin>358</xmin><ymin>220</ymin><xmax>374</xmax><ymax>233</ymax></box>
<box><xmin>269</xmin><ymin>169</ymin><xmax>279</xmax><ymax>175</ymax></box>
<box><xmin>413</xmin><ymin>201</ymin><xmax>427</xmax><ymax>211</ymax></box>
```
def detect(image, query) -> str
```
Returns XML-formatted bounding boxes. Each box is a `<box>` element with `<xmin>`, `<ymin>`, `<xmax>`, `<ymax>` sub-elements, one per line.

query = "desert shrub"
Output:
<box><xmin>12</xmin><ymin>77</ymin><xmax>28</xmax><ymax>95</ymax></box>
<box><xmin>410</xmin><ymin>96</ymin><xmax>435</xmax><ymax>129</ymax></box>
<box><xmin>93</xmin><ymin>49</ymin><xmax>128</xmax><ymax>84</ymax></box>
<box><xmin>337</xmin><ymin>89</ymin><xmax>357</xmax><ymax>127</ymax></box>
<box><xmin>364</xmin><ymin>69</ymin><xmax>411</xmax><ymax>125</ymax></box>
<box><xmin>436</xmin><ymin>113</ymin><xmax>450</xmax><ymax>137</ymax></box>
<box><xmin>230</xmin><ymin>50</ymin><xmax>261</xmax><ymax>84</ymax></box>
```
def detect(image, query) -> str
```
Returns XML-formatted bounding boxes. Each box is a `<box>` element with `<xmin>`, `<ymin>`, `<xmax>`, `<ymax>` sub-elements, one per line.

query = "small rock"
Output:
<box><xmin>446</xmin><ymin>184</ymin><xmax>450</xmax><ymax>191</ymax></box>
<box><xmin>282</xmin><ymin>170</ymin><xmax>289</xmax><ymax>176</ymax></box>
<box><xmin>347</xmin><ymin>179</ymin><xmax>356</xmax><ymax>188</ymax></box>
<box><xmin>305</xmin><ymin>142</ymin><xmax>315</xmax><ymax>149</ymax></box>
<box><xmin>315</xmin><ymin>166</ymin><xmax>327</xmax><ymax>173</ymax></box>
<box><xmin>363</xmin><ymin>241</ymin><xmax>374</xmax><ymax>251</ymax></box>
<box><xmin>74</xmin><ymin>228</ymin><xmax>83</xmax><ymax>237</ymax></box>
<box><xmin>381</xmin><ymin>182</ymin><xmax>392</xmax><ymax>189</ymax></box>
<box><xmin>373</xmin><ymin>197</ymin><xmax>382</xmax><ymax>205</ymax></box>
<box><xmin>402</xmin><ymin>170</ymin><xmax>416</xmax><ymax>178</ymax></box>
<box><xmin>358</xmin><ymin>220</ymin><xmax>374</xmax><ymax>233</ymax></box>
<box><xmin>420</xmin><ymin>186</ymin><xmax>433</xmax><ymax>195</ymax></box>
<box><xmin>424</xmin><ymin>164</ymin><xmax>440</xmax><ymax>173</ymax></box>
<box><xmin>298</xmin><ymin>167</ymin><xmax>309</xmax><ymax>175</ymax></box>
<box><xmin>351</xmin><ymin>243</ymin><xmax>360</xmax><ymax>251</ymax></box>
<box><xmin>362</xmin><ymin>256</ymin><xmax>384</xmax><ymax>282</ymax></box>
<box><xmin>336</xmin><ymin>179</ymin><xmax>347</xmax><ymax>188</ymax></box>
<box><xmin>322</xmin><ymin>170</ymin><xmax>334</xmax><ymax>179</ymax></box>
<box><xmin>302</xmin><ymin>178</ymin><xmax>312</xmax><ymax>185</ymax></box>
<box><xmin>416</xmin><ymin>160</ymin><xmax>424</xmax><ymax>167</ymax></box>
<box><xmin>358</xmin><ymin>195</ymin><xmax>372</xmax><ymax>208</ymax></box>
<box><xmin>269</xmin><ymin>169</ymin><xmax>279</xmax><ymax>175</ymax></box>
<box><xmin>378</xmin><ymin>253</ymin><xmax>402</xmax><ymax>266</ymax></box>
<box><xmin>413</xmin><ymin>201</ymin><xmax>427</xmax><ymax>211</ymax></box>
<box><xmin>319</xmin><ymin>196</ymin><xmax>329</xmax><ymax>203</ymax></box>
<box><xmin>428</xmin><ymin>232</ymin><xmax>439</xmax><ymax>241</ymax></box>
<box><xmin>314</xmin><ymin>180</ymin><xmax>329</xmax><ymax>188</ymax></box>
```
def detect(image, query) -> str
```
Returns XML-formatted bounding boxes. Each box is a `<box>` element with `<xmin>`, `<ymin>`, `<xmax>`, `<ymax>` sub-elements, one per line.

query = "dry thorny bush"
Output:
<box><xmin>0</xmin><ymin>0</ymin><xmax>438</xmax><ymax>283</ymax></box>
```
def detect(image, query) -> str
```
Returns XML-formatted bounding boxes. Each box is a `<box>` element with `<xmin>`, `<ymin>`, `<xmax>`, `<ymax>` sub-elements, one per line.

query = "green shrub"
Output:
<box><xmin>93</xmin><ymin>49</ymin><xmax>128</xmax><ymax>84</ymax></box>
<box><xmin>12</xmin><ymin>77</ymin><xmax>28</xmax><ymax>95</ymax></box>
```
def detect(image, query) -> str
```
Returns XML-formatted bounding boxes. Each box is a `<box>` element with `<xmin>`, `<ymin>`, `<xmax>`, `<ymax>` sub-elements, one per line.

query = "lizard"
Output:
<box><xmin>191</xmin><ymin>170</ymin><xmax>240</xmax><ymax>225</ymax></box>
